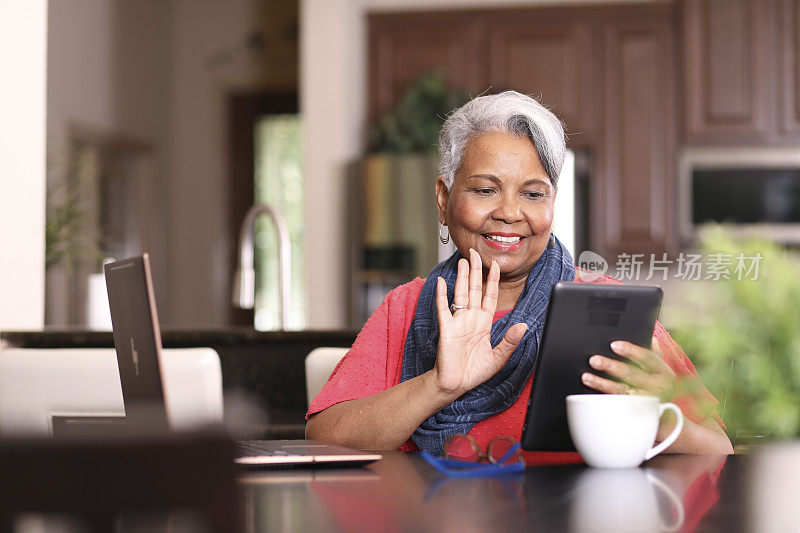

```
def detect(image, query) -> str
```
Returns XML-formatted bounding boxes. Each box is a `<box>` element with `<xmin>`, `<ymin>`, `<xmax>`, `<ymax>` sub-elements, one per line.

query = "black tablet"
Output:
<box><xmin>520</xmin><ymin>282</ymin><xmax>663</xmax><ymax>451</ymax></box>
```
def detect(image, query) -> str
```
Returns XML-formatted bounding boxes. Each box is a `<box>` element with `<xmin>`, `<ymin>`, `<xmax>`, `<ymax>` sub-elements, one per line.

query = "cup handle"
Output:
<box><xmin>644</xmin><ymin>402</ymin><xmax>684</xmax><ymax>461</ymax></box>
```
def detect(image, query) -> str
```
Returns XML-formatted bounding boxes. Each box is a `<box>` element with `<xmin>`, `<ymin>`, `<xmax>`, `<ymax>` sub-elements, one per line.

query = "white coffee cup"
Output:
<box><xmin>566</xmin><ymin>394</ymin><xmax>684</xmax><ymax>468</ymax></box>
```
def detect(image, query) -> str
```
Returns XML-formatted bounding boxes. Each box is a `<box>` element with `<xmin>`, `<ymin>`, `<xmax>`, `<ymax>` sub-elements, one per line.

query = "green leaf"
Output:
<box><xmin>368</xmin><ymin>70</ymin><xmax>470</xmax><ymax>154</ymax></box>
<box><xmin>668</xmin><ymin>225</ymin><xmax>800</xmax><ymax>441</ymax></box>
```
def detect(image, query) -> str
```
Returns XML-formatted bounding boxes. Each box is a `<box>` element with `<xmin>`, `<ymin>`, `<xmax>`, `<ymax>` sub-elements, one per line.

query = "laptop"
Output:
<box><xmin>104</xmin><ymin>253</ymin><xmax>382</xmax><ymax>467</ymax></box>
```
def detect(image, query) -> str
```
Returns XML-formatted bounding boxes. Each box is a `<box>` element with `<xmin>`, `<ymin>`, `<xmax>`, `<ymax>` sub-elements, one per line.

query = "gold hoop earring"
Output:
<box><xmin>548</xmin><ymin>233</ymin><xmax>555</xmax><ymax>249</ymax></box>
<box><xmin>439</xmin><ymin>225</ymin><xmax>450</xmax><ymax>245</ymax></box>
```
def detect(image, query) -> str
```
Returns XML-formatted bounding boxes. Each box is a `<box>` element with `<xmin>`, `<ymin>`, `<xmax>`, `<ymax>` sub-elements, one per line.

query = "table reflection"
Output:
<box><xmin>239</xmin><ymin>452</ymin><xmax>730</xmax><ymax>533</ymax></box>
<box><xmin>569</xmin><ymin>468</ymin><xmax>683</xmax><ymax>533</ymax></box>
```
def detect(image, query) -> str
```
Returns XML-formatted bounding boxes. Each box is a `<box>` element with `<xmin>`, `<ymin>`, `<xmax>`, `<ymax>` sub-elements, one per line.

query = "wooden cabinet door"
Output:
<box><xmin>779</xmin><ymin>0</ymin><xmax>800</xmax><ymax>137</ymax></box>
<box><xmin>596</xmin><ymin>9</ymin><xmax>677</xmax><ymax>257</ymax></box>
<box><xmin>486</xmin><ymin>12</ymin><xmax>594</xmax><ymax>146</ymax></box>
<box><xmin>367</xmin><ymin>13</ymin><xmax>486</xmax><ymax>123</ymax></box>
<box><xmin>682</xmin><ymin>0</ymin><xmax>777</xmax><ymax>143</ymax></box>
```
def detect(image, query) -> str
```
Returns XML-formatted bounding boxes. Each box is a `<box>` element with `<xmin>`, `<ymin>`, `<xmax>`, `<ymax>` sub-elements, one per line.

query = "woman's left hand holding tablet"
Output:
<box><xmin>432</xmin><ymin>249</ymin><xmax>529</xmax><ymax>397</ymax></box>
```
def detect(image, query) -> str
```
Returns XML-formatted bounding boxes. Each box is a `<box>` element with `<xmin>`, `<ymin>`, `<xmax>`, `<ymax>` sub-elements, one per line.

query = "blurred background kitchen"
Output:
<box><xmin>2</xmin><ymin>0</ymin><xmax>799</xmax><ymax>444</ymax></box>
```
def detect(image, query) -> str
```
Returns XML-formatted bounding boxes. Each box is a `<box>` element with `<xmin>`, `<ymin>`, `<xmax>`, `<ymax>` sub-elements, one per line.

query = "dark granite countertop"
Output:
<box><xmin>0</xmin><ymin>328</ymin><xmax>359</xmax><ymax>349</ymax></box>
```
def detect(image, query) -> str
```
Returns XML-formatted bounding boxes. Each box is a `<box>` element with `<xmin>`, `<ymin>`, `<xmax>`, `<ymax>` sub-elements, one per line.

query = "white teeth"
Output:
<box><xmin>484</xmin><ymin>234</ymin><xmax>521</xmax><ymax>244</ymax></box>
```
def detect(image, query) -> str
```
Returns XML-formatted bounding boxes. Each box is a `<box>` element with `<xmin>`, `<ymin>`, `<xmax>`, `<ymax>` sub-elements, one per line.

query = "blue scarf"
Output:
<box><xmin>400</xmin><ymin>236</ymin><xmax>575</xmax><ymax>455</ymax></box>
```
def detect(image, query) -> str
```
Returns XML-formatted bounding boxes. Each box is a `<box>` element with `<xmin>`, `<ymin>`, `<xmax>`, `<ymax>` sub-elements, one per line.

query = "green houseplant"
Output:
<box><xmin>367</xmin><ymin>70</ymin><xmax>470</xmax><ymax>153</ymax></box>
<box><xmin>46</xmin><ymin>146</ymin><xmax>103</xmax><ymax>272</ymax></box>
<box><xmin>44</xmin><ymin>143</ymin><xmax>110</xmax><ymax>326</ymax></box>
<box><xmin>668</xmin><ymin>226</ymin><xmax>800</xmax><ymax>444</ymax></box>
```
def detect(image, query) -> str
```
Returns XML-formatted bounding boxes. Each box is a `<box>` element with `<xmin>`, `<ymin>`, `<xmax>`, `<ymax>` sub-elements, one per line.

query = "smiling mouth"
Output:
<box><xmin>482</xmin><ymin>234</ymin><xmax>524</xmax><ymax>244</ymax></box>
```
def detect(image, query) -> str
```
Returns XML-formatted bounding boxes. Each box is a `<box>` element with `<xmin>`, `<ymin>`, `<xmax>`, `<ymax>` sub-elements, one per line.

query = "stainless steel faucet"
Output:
<box><xmin>232</xmin><ymin>204</ymin><xmax>292</xmax><ymax>330</ymax></box>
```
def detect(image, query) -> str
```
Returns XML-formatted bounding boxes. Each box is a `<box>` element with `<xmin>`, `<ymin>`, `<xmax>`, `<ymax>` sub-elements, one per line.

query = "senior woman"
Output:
<box><xmin>306</xmin><ymin>91</ymin><xmax>733</xmax><ymax>456</ymax></box>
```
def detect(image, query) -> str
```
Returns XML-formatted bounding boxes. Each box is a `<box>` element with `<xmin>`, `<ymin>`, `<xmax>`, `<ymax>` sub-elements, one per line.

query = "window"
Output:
<box><xmin>253</xmin><ymin>115</ymin><xmax>306</xmax><ymax>330</ymax></box>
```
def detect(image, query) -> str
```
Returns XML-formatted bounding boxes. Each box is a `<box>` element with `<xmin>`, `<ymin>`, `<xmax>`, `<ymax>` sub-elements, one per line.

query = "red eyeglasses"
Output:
<box><xmin>420</xmin><ymin>434</ymin><xmax>525</xmax><ymax>477</ymax></box>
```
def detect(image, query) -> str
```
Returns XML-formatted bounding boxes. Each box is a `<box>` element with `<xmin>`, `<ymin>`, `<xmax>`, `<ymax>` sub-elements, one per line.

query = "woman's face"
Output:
<box><xmin>436</xmin><ymin>131</ymin><xmax>555</xmax><ymax>282</ymax></box>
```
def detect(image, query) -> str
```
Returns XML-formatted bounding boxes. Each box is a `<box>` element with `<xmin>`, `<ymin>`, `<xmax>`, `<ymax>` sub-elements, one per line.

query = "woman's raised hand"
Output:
<box><xmin>433</xmin><ymin>249</ymin><xmax>528</xmax><ymax>396</ymax></box>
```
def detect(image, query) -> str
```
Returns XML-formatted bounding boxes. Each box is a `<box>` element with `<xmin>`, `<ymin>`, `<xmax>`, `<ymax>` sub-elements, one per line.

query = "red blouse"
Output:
<box><xmin>307</xmin><ymin>272</ymin><xmax>722</xmax><ymax>452</ymax></box>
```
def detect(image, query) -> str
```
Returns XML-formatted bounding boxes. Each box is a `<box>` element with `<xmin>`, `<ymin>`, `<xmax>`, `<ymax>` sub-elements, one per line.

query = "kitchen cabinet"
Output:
<box><xmin>368</xmin><ymin>8</ymin><xmax>597</xmax><ymax>146</ymax></box>
<box><xmin>681</xmin><ymin>0</ymin><xmax>800</xmax><ymax>144</ymax></box>
<box><xmin>486</xmin><ymin>11</ymin><xmax>595</xmax><ymax>145</ymax></box>
<box><xmin>596</xmin><ymin>10</ymin><xmax>677</xmax><ymax>256</ymax></box>
<box><xmin>367</xmin><ymin>13</ymin><xmax>486</xmax><ymax>123</ymax></box>
<box><xmin>779</xmin><ymin>0</ymin><xmax>800</xmax><ymax>136</ymax></box>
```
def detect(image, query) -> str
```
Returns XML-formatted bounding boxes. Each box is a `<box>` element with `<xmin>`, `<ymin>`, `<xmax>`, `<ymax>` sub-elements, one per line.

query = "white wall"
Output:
<box><xmin>47</xmin><ymin>1</ymin><xmax>116</xmax><ymax>140</ymax></box>
<box><xmin>167</xmin><ymin>0</ymin><xmax>294</xmax><ymax>327</ymax></box>
<box><xmin>168</xmin><ymin>0</ymin><xmax>238</xmax><ymax>327</ymax></box>
<box><xmin>301</xmin><ymin>0</ymin><xmax>666</xmax><ymax>328</ymax></box>
<box><xmin>0</xmin><ymin>0</ymin><xmax>47</xmax><ymax>329</ymax></box>
<box><xmin>301</xmin><ymin>0</ymin><xmax>363</xmax><ymax>329</ymax></box>
<box><xmin>48</xmin><ymin>0</ymin><xmax>173</xmax><ymax>157</ymax></box>
<box><xmin>46</xmin><ymin>0</ymin><xmax>172</xmax><ymax>325</ymax></box>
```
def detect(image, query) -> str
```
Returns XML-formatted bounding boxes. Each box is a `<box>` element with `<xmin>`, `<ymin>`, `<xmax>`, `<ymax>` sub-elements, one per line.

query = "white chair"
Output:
<box><xmin>305</xmin><ymin>347</ymin><xmax>348</xmax><ymax>408</ymax></box>
<box><xmin>0</xmin><ymin>347</ymin><xmax>224</xmax><ymax>437</ymax></box>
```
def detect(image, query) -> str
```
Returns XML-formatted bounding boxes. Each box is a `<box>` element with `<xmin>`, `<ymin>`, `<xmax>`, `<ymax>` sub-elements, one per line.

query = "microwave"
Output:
<box><xmin>678</xmin><ymin>147</ymin><xmax>800</xmax><ymax>245</ymax></box>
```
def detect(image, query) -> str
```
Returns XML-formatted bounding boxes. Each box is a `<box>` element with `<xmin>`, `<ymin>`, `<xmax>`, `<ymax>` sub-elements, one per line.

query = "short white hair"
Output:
<box><xmin>438</xmin><ymin>90</ymin><xmax>566</xmax><ymax>190</ymax></box>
